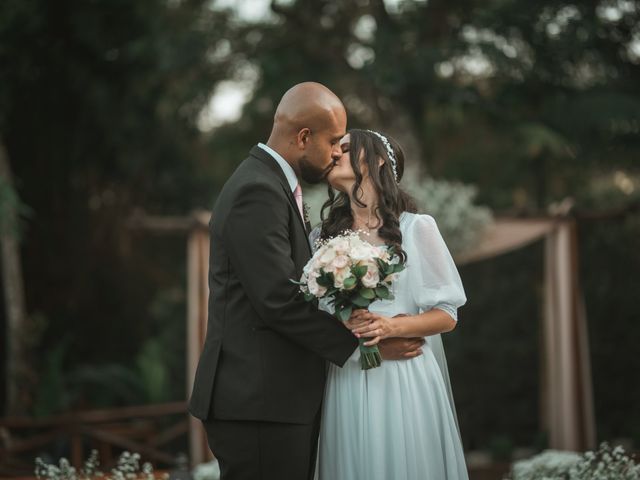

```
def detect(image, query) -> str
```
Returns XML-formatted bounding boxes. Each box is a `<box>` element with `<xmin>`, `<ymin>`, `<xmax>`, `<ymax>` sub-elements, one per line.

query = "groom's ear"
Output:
<box><xmin>296</xmin><ymin>128</ymin><xmax>312</xmax><ymax>149</ymax></box>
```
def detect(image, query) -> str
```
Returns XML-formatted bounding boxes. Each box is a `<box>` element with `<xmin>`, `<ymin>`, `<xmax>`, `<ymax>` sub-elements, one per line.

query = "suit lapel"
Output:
<box><xmin>249</xmin><ymin>146</ymin><xmax>311</xmax><ymax>254</ymax></box>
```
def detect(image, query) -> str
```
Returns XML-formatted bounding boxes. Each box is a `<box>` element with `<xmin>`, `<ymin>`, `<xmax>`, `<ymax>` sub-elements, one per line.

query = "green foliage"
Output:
<box><xmin>335</xmin><ymin>304</ymin><xmax>352</xmax><ymax>322</ymax></box>
<box><xmin>33</xmin><ymin>335</ymin><xmax>174</xmax><ymax>412</ymax></box>
<box><xmin>215</xmin><ymin>0</ymin><xmax>639</xmax><ymax>213</ymax></box>
<box><xmin>32</xmin><ymin>337</ymin><xmax>73</xmax><ymax>417</ymax></box>
<box><xmin>360</xmin><ymin>288</ymin><xmax>375</xmax><ymax>300</ymax></box>
<box><xmin>375</xmin><ymin>286</ymin><xmax>392</xmax><ymax>300</ymax></box>
<box><xmin>31</xmin><ymin>287</ymin><xmax>185</xmax><ymax>414</ymax></box>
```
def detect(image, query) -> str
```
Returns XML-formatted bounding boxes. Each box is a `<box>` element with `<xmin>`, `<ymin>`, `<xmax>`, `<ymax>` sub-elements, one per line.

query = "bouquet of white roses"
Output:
<box><xmin>293</xmin><ymin>231</ymin><xmax>405</xmax><ymax>370</ymax></box>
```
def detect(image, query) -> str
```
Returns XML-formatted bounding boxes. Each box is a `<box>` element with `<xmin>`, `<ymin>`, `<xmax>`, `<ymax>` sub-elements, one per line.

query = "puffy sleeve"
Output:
<box><xmin>406</xmin><ymin>214</ymin><xmax>467</xmax><ymax>321</ymax></box>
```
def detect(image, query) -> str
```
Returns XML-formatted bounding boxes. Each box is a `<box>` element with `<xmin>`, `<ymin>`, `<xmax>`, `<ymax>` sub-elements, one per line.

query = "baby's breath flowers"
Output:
<box><xmin>569</xmin><ymin>443</ymin><xmax>640</xmax><ymax>480</ymax></box>
<box><xmin>35</xmin><ymin>450</ymin><xmax>167</xmax><ymax>480</ymax></box>
<box><xmin>506</xmin><ymin>442</ymin><xmax>640</xmax><ymax>480</ymax></box>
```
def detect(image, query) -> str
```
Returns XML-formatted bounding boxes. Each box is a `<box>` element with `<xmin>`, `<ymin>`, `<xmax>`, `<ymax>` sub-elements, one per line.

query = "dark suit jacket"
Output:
<box><xmin>188</xmin><ymin>145</ymin><xmax>358</xmax><ymax>424</ymax></box>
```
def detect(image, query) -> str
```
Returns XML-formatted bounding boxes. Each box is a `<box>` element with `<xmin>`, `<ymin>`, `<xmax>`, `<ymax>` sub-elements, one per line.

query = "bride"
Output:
<box><xmin>312</xmin><ymin>129</ymin><xmax>469</xmax><ymax>480</ymax></box>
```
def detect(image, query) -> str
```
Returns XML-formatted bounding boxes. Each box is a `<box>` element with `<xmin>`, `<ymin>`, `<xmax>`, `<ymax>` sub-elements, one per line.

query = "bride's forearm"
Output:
<box><xmin>392</xmin><ymin>309</ymin><xmax>457</xmax><ymax>338</ymax></box>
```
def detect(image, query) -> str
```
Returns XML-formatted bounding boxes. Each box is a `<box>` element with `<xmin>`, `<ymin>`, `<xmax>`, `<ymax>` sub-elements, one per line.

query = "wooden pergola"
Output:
<box><xmin>129</xmin><ymin>208</ymin><xmax>608</xmax><ymax>464</ymax></box>
<box><xmin>457</xmin><ymin>217</ymin><xmax>596</xmax><ymax>451</ymax></box>
<box><xmin>128</xmin><ymin>209</ymin><xmax>212</xmax><ymax>466</ymax></box>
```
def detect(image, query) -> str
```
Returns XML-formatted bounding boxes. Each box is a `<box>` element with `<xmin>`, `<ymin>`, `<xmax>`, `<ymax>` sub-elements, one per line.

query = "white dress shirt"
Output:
<box><xmin>258</xmin><ymin>143</ymin><xmax>298</xmax><ymax>193</ymax></box>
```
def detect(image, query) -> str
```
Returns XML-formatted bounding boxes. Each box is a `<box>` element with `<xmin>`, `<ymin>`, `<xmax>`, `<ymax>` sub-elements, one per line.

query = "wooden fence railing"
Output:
<box><xmin>0</xmin><ymin>402</ymin><xmax>189</xmax><ymax>478</ymax></box>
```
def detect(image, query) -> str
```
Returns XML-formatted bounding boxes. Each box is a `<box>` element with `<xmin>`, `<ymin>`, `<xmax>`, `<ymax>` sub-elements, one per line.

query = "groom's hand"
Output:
<box><xmin>378</xmin><ymin>337</ymin><xmax>425</xmax><ymax>360</ymax></box>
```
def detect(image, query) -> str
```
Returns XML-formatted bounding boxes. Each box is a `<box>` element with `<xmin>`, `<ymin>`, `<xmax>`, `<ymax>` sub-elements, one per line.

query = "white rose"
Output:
<box><xmin>333</xmin><ymin>267</ymin><xmax>351</xmax><ymax>289</ymax></box>
<box><xmin>319</xmin><ymin>246</ymin><xmax>337</xmax><ymax>265</ymax></box>
<box><xmin>331</xmin><ymin>237</ymin><xmax>350</xmax><ymax>254</ymax></box>
<box><xmin>307</xmin><ymin>274</ymin><xmax>327</xmax><ymax>297</ymax></box>
<box><xmin>332</xmin><ymin>254</ymin><xmax>349</xmax><ymax>270</ymax></box>
<box><xmin>362</xmin><ymin>267</ymin><xmax>380</xmax><ymax>288</ymax></box>
<box><xmin>350</xmin><ymin>244</ymin><xmax>371</xmax><ymax>261</ymax></box>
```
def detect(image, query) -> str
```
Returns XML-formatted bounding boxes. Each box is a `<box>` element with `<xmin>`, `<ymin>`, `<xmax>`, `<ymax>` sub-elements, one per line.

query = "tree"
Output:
<box><xmin>0</xmin><ymin>0</ymin><xmax>234</xmax><ymax>413</ymax></box>
<box><xmin>0</xmin><ymin>137</ymin><xmax>34</xmax><ymax>415</ymax></box>
<box><xmin>216</xmin><ymin>0</ymin><xmax>639</xmax><ymax>210</ymax></box>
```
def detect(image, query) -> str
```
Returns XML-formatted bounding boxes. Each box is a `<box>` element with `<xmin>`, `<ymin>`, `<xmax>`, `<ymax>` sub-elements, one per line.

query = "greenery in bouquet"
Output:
<box><xmin>293</xmin><ymin>231</ymin><xmax>405</xmax><ymax>370</ymax></box>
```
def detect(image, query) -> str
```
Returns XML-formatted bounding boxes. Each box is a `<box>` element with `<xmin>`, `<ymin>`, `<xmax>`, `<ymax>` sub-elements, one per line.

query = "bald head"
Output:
<box><xmin>266</xmin><ymin>82</ymin><xmax>347</xmax><ymax>184</ymax></box>
<box><xmin>272</xmin><ymin>82</ymin><xmax>346</xmax><ymax>135</ymax></box>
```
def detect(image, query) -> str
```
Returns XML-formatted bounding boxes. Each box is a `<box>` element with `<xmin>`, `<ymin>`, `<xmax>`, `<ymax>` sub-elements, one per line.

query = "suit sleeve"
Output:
<box><xmin>222</xmin><ymin>182</ymin><xmax>357</xmax><ymax>366</ymax></box>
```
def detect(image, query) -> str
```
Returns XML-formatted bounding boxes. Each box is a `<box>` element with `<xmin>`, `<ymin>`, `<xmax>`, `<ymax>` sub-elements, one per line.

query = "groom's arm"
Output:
<box><xmin>378</xmin><ymin>338</ymin><xmax>425</xmax><ymax>360</ymax></box>
<box><xmin>222</xmin><ymin>181</ymin><xmax>358</xmax><ymax>366</ymax></box>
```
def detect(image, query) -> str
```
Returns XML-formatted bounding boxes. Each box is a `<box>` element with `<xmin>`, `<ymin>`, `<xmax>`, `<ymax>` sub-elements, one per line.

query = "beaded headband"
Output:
<box><xmin>365</xmin><ymin>130</ymin><xmax>399</xmax><ymax>183</ymax></box>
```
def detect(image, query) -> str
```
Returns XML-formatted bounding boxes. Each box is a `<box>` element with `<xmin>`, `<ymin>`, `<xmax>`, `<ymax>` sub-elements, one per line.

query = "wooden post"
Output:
<box><xmin>71</xmin><ymin>429</ymin><xmax>83</xmax><ymax>469</ymax></box>
<box><xmin>127</xmin><ymin>209</ymin><xmax>213</xmax><ymax>467</ymax></box>
<box><xmin>187</xmin><ymin>225</ymin><xmax>212</xmax><ymax>467</ymax></box>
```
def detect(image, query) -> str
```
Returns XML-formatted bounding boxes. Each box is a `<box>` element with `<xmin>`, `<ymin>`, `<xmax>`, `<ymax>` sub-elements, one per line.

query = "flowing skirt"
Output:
<box><xmin>317</xmin><ymin>338</ymin><xmax>469</xmax><ymax>480</ymax></box>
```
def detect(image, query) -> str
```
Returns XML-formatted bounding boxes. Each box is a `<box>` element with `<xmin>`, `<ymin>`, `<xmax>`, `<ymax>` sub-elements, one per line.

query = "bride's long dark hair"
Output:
<box><xmin>319</xmin><ymin>129</ymin><xmax>418</xmax><ymax>262</ymax></box>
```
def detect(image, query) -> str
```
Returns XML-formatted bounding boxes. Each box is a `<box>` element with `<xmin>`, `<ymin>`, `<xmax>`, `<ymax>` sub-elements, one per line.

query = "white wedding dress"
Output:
<box><xmin>312</xmin><ymin>212</ymin><xmax>469</xmax><ymax>480</ymax></box>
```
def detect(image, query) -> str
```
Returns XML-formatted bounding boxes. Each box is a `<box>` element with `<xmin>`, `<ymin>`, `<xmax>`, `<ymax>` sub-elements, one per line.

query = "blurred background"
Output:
<box><xmin>0</xmin><ymin>0</ymin><xmax>639</xmax><ymax>478</ymax></box>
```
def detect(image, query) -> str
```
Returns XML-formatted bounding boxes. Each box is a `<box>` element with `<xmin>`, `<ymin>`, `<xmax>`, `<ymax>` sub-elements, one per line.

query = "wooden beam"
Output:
<box><xmin>0</xmin><ymin>429</ymin><xmax>60</xmax><ymax>454</ymax></box>
<box><xmin>0</xmin><ymin>402</ymin><xmax>188</xmax><ymax>428</ymax></box>
<box><xmin>127</xmin><ymin>210</ymin><xmax>210</xmax><ymax>234</ymax></box>
<box><xmin>148</xmin><ymin>420</ymin><xmax>189</xmax><ymax>447</ymax></box>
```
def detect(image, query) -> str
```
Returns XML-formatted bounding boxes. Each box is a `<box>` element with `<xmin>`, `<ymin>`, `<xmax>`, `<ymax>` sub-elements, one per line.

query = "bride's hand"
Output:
<box><xmin>348</xmin><ymin>310</ymin><xmax>400</xmax><ymax>346</ymax></box>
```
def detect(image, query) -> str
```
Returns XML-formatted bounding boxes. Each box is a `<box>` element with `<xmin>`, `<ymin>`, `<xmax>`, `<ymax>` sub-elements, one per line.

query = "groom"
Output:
<box><xmin>188</xmin><ymin>82</ymin><xmax>423</xmax><ymax>480</ymax></box>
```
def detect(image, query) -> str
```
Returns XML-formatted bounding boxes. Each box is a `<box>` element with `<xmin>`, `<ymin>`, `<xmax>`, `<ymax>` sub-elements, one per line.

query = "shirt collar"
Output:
<box><xmin>258</xmin><ymin>143</ymin><xmax>298</xmax><ymax>192</ymax></box>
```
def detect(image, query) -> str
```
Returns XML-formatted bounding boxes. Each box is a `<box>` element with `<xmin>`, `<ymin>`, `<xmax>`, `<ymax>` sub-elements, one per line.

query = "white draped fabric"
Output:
<box><xmin>458</xmin><ymin>218</ymin><xmax>596</xmax><ymax>451</ymax></box>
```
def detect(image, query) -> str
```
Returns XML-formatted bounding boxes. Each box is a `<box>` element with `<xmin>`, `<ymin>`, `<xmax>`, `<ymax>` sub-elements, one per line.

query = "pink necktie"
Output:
<box><xmin>293</xmin><ymin>184</ymin><xmax>304</xmax><ymax>220</ymax></box>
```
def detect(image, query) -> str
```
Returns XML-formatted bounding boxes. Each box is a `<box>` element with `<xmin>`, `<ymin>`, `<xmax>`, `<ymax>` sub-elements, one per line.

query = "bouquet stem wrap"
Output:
<box><xmin>358</xmin><ymin>337</ymin><xmax>382</xmax><ymax>370</ymax></box>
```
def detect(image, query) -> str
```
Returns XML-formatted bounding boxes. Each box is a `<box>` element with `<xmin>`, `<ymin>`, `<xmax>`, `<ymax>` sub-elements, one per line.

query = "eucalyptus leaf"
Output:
<box><xmin>352</xmin><ymin>265</ymin><xmax>368</xmax><ymax>278</ymax></box>
<box><xmin>351</xmin><ymin>295</ymin><xmax>371</xmax><ymax>308</ymax></box>
<box><xmin>343</xmin><ymin>276</ymin><xmax>357</xmax><ymax>289</ymax></box>
<box><xmin>336</xmin><ymin>305</ymin><xmax>353</xmax><ymax>322</ymax></box>
<box><xmin>375</xmin><ymin>286</ymin><xmax>391</xmax><ymax>299</ymax></box>
<box><xmin>360</xmin><ymin>288</ymin><xmax>375</xmax><ymax>299</ymax></box>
